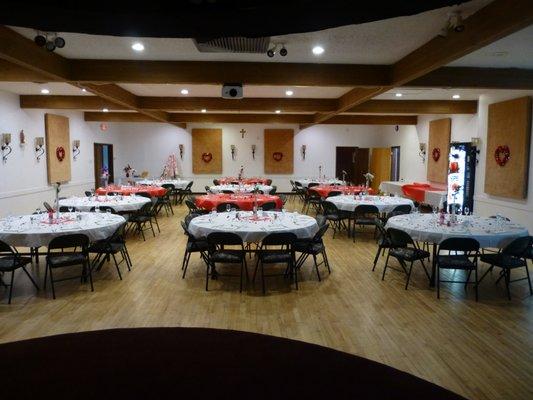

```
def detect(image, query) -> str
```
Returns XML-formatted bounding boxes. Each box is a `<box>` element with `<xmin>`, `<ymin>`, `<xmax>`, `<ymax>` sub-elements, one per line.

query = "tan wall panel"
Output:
<box><xmin>264</xmin><ymin>129</ymin><xmax>294</xmax><ymax>174</ymax></box>
<box><xmin>370</xmin><ymin>148</ymin><xmax>391</xmax><ymax>191</ymax></box>
<box><xmin>484</xmin><ymin>96</ymin><xmax>531</xmax><ymax>199</ymax></box>
<box><xmin>192</xmin><ymin>128</ymin><xmax>222</xmax><ymax>174</ymax></box>
<box><xmin>427</xmin><ymin>118</ymin><xmax>451</xmax><ymax>184</ymax></box>
<box><xmin>45</xmin><ymin>113</ymin><xmax>71</xmax><ymax>184</ymax></box>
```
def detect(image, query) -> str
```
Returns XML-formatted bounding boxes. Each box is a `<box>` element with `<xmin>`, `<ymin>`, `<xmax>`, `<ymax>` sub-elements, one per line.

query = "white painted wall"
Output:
<box><xmin>0</xmin><ymin>91</ymin><xmax>120</xmax><ymax>216</ymax></box>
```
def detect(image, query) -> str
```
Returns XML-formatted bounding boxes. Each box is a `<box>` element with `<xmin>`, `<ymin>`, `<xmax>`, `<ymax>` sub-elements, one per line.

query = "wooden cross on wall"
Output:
<box><xmin>240</xmin><ymin>129</ymin><xmax>246</xmax><ymax>138</ymax></box>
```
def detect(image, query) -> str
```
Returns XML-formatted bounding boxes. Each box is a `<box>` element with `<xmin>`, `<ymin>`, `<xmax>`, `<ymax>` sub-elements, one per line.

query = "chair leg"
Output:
<box><xmin>524</xmin><ymin>262</ymin><xmax>533</xmax><ymax>295</ymax></box>
<box><xmin>181</xmin><ymin>251</ymin><xmax>190</xmax><ymax>278</ymax></box>
<box><xmin>474</xmin><ymin>267</ymin><xmax>479</xmax><ymax>302</ymax></box>
<box><xmin>313</xmin><ymin>254</ymin><xmax>321</xmax><ymax>281</ymax></box>
<box><xmin>86</xmin><ymin>261</ymin><xmax>94</xmax><ymax>292</ymax></box>
<box><xmin>323</xmin><ymin>250</ymin><xmax>331</xmax><ymax>274</ymax></box>
<box><xmin>465</xmin><ymin>270</ymin><xmax>472</xmax><ymax>291</ymax></box>
<box><xmin>240</xmin><ymin>260</ymin><xmax>244</xmax><ymax>293</ymax></box>
<box><xmin>505</xmin><ymin>269</ymin><xmax>511</xmax><ymax>300</ymax></box>
<box><xmin>260</xmin><ymin>261</ymin><xmax>266</xmax><ymax>295</ymax></box>
<box><xmin>405</xmin><ymin>261</ymin><xmax>414</xmax><ymax>290</ymax></box>
<box><xmin>437</xmin><ymin>266</ymin><xmax>440</xmax><ymax>299</ymax></box>
<box><xmin>7</xmin><ymin>270</ymin><xmax>15</xmax><ymax>304</ymax></box>
<box><xmin>149</xmin><ymin>220</ymin><xmax>156</xmax><ymax>237</ymax></box>
<box><xmin>111</xmin><ymin>253</ymin><xmax>122</xmax><ymax>280</ymax></box>
<box><xmin>21</xmin><ymin>266</ymin><xmax>39</xmax><ymax>290</ymax></box>
<box><xmin>48</xmin><ymin>266</ymin><xmax>56</xmax><ymax>299</ymax></box>
<box><xmin>381</xmin><ymin>253</ymin><xmax>390</xmax><ymax>281</ymax></box>
<box><xmin>372</xmin><ymin>245</ymin><xmax>382</xmax><ymax>271</ymax></box>
<box><xmin>205</xmin><ymin>261</ymin><xmax>211</xmax><ymax>291</ymax></box>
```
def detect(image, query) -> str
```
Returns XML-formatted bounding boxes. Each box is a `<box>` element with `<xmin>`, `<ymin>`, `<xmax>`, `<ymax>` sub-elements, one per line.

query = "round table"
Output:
<box><xmin>96</xmin><ymin>185</ymin><xmax>166</xmax><ymax>197</ymax></box>
<box><xmin>137</xmin><ymin>179</ymin><xmax>190</xmax><ymax>189</ymax></box>
<box><xmin>188</xmin><ymin>211</ymin><xmax>318</xmax><ymax>242</ymax></box>
<box><xmin>209</xmin><ymin>184</ymin><xmax>273</xmax><ymax>194</ymax></box>
<box><xmin>195</xmin><ymin>194</ymin><xmax>282</xmax><ymax>211</ymax></box>
<box><xmin>386</xmin><ymin>214</ymin><xmax>529</xmax><ymax>248</ymax></box>
<box><xmin>218</xmin><ymin>177</ymin><xmax>270</xmax><ymax>185</ymax></box>
<box><xmin>0</xmin><ymin>212</ymin><xmax>125</xmax><ymax>248</ymax></box>
<box><xmin>310</xmin><ymin>185</ymin><xmax>374</xmax><ymax>198</ymax></box>
<box><xmin>296</xmin><ymin>178</ymin><xmax>343</xmax><ymax>188</ymax></box>
<box><xmin>328</xmin><ymin>195</ymin><xmax>414</xmax><ymax>213</ymax></box>
<box><xmin>59</xmin><ymin>196</ymin><xmax>151</xmax><ymax>213</ymax></box>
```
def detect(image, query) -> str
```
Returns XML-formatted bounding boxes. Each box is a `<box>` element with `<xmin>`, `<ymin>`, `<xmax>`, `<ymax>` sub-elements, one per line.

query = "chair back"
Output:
<box><xmin>43</xmin><ymin>202</ymin><xmax>54</xmax><ymax>212</ymax></box>
<box><xmin>184</xmin><ymin>213</ymin><xmax>201</xmax><ymax>228</ymax></box>
<box><xmin>185</xmin><ymin>199</ymin><xmax>198</xmax><ymax>212</ymax></box>
<box><xmin>259</xmin><ymin>232</ymin><xmax>296</xmax><ymax>252</ymax></box>
<box><xmin>207</xmin><ymin>232</ymin><xmax>244</xmax><ymax>248</ymax></box>
<box><xmin>48</xmin><ymin>234</ymin><xmax>89</xmax><ymax>253</ymax></box>
<box><xmin>222</xmin><ymin>190</ymin><xmax>234</xmax><ymax>194</ymax></box>
<box><xmin>85</xmin><ymin>191</ymin><xmax>92</xmax><ymax>197</ymax></box>
<box><xmin>502</xmin><ymin>236</ymin><xmax>532</xmax><ymax>257</ymax></box>
<box><xmin>392</xmin><ymin>204</ymin><xmax>412</xmax><ymax>214</ymax></box>
<box><xmin>0</xmin><ymin>239</ymin><xmax>14</xmax><ymax>255</ymax></box>
<box><xmin>327</xmin><ymin>191</ymin><xmax>342</xmax><ymax>198</ymax></box>
<box><xmin>265</xmin><ymin>179</ymin><xmax>273</xmax><ymax>186</ymax></box>
<box><xmin>261</xmin><ymin>201</ymin><xmax>277</xmax><ymax>211</ymax></box>
<box><xmin>438</xmin><ymin>238</ymin><xmax>479</xmax><ymax>257</ymax></box>
<box><xmin>321</xmin><ymin>200</ymin><xmax>339</xmax><ymax>215</ymax></box>
<box><xmin>387</xmin><ymin>228</ymin><xmax>414</xmax><ymax>248</ymax></box>
<box><xmin>89</xmin><ymin>205</ymin><xmax>116</xmax><ymax>213</ymax></box>
<box><xmin>216</xmin><ymin>202</ymin><xmax>240</xmax><ymax>212</ymax></box>
<box><xmin>354</xmin><ymin>204</ymin><xmax>379</xmax><ymax>215</ymax></box>
<box><xmin>269</xmin><ymin>186</ymin><xmax>277</xmax><ymax>195</ymax></box>
<box><xmin>213</xmin><ymin>179</ymin><xmax>220</xmax><ymax>186</ymax></box>
<box><xmin>205</xmin><ymin>186</ymin><xmax>212</xmax><ymax>193</ymax></box>
<box><xmin>315</xmin><ymin>215</ymin><xmax>327</xmax><ymax>227</ymax></box>
<box><xmin>185</xmin><ymin>181</ymin><xmax>194</xmax><ymax>191</ymax></box>
<box><xmin>313</xmin><ymin>222</ymin><xmax>330</xmax><ymax>242</ymax></box>
<box><xmin>307</xmin><ymin>182</ymin><xmax>319</xmax><ymax>188</ymax></box>
<box><xmin>161</xmin><ymin>184</ymin><xmax>175</xmax><ymax>190</ymax></box>
<box><xmin>374</xmin><ymin>217</ymin><xmax>388</xmax><ymax>238</ymax></box>
<box><xmin>107</xmin><ymin>192</ymin><xmax>119</xmax><ymax>196</ymax></box>
<box><xmin>136</xmin><ymin>192</ymin><xmax>151</xmax><ymax>198</ymax></box>
<box><xmin>59</xmin><ymin>206</ymin><xmax>77</xmax><ymax>212</ymax></box>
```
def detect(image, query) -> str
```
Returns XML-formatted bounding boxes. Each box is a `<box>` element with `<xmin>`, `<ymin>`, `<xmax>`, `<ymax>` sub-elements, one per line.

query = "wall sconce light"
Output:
<box><xmin>230</xmin><ymin>144</ymin><xmax>236</xmax><ymax>160</ymax></box>
<box><xmin>471</xmin><ymin>137</ymin><xmax>481</xmax><ymax>146</ymax></box>
<box><xmin>1</xmin><ymin>133</ymin><xmax>12</xmax><ymax>162</ymax></box>
<box><xmin>301</xmin><ymin>144</ymin><xmax>307</xmax><ymax>160</ymax></box>
<box><xmin>35</xmin><ymin>137</ymin><xmax>45</xmax><ymax>161</ymax></box>
<box><xmin>419</xmin><ymin>143</ymin><xmax>427</xmax><ymax>162</ymax></box>
<box><xmin>72</xmin><ymin>140</ymin><xmax>80</xmax><ymax>159</ymax></box>
<box><xmin>179</xmin><ymin>144</ymin><xmax>184</xmax><ymax>160</ymax></box>
<box><xmin>251</xmin><ymin>144</ymin><xmax>256</xmax><ymax>159</ymax></box>
<box><xmin>471</xmin><ymin>137</ymin><xmax>481</xmax><ymax>164</ymax></box>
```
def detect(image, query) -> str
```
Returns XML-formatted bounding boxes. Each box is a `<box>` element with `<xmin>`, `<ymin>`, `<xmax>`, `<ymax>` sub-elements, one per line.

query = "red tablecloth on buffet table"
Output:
<box><xmin>218</xmin><ymin>177</ymin><xmax>270</xmax><ymax>185</ymax></box>
<box><xmin>96</xmin><ymin>185</ymin><xmax>166</xmax><ymax>197</ymax></box>
<box><xmin>195</xmin><ymin>194</ymin><xmax>282</xmax><ymax>211</ymax></box>
<box><xmin>401</xmin><ymin>184</ymin><xmax>442</xmax><ymax>203</ymax></box>
<box><xmin>310</xmin><ymin>185</ymin><xmax>374</xmax><ymax>198</ymax></box>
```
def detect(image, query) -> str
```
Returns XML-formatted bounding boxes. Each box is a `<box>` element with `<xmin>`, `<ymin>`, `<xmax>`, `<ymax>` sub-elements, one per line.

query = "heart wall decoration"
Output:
<box><xmin>201</xmin><ymin>152</ymin><xmax>213</xmax><ymax>163</ymax></box>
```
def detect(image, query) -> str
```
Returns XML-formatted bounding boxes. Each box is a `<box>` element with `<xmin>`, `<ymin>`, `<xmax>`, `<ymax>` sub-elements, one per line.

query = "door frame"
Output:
<box><xmin>93</xmin><ymin>143</ymin><xmax>114</xmax><ymax>189</ymax></box>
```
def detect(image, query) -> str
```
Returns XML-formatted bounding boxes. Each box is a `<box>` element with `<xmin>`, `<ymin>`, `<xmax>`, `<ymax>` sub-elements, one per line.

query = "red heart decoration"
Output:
<box><xmin>56</xmin><ymin>146</ymin><xmax>66</xmax><ymax>162</ymax></box>
<box><xmin>432</xmin><ymin>147</ymin><xmax>440</xmax><ymax>162</ymax></box>
<box><xmin>201</xmin><ymin>152</ymin><xmax>213</xmax><ymax>163</ymax></box>
<box><xmin>273</xmin><ymin>152</ymin><xmax>283</xmax><ymax>161</ymax></box>
<box><xmin>494</xmin><ymin>145</ymin><xmax>510</xmax><ymax>166</ymax></box>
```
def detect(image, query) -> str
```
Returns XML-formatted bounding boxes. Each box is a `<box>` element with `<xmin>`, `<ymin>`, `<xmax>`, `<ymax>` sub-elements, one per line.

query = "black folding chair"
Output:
<box><xmin>216</xmin><ymin>202</ymin><xmax>240</xmax><ymax>212</ymax></box>
<box><xmin>437</xmin><ymin>238</ymin><xmax>480</xmax><ymax>301</ymax></box>
<box><xmin>294</xmin><ymin>223</ymin><xmax>331</xmax><ymax>281</ymax></box>
<box><xmin>0</xmin><ymin>240</ymin><xmax>39</xmax><ymax>304</ymax></box>
<box><xmin>177</xmin><ymin>181</ymin><xmax>194</xmax><ymax>204</ymax></box>
<box><xmin>128</xmin><ymin>202</ymin><xmax>156</xmax><ymax>240</ymax></box>
<box><xmin>89</xmin><ymin>205</ymin><xmax>116</xmax><ymax>213</ymax></box>
<box><xmin>180</xmin><ymin>221</ymin><xmax>209</xmax><ymax>279</ymax></box>
<box><xmin>303</xmin><ymin>189</ymin><xmax>322</xmax><ymax>215</ymax></box>
<box><xmin>206</xmin><ymin>232</ymin><xmax>248</xmax><ymax>292</ymax></box>
<box><xmin>321</xmin><ymin>200</ymin><xmax>348</xmax><ymax>238</ymax></box>
<box><xmin>254</xmin><ymin>232</ymin><xmax>297</xmax><ymax>294</ymax></box>
<box><xmin>59</xmin><ymin>206</ymin><xmax>78</xmax><ymax>212</ymax></box>
<box><xmin>261</xmin><ymin>201</ymin><xmax>277</xmax><ymax>211</ymax></box>
<box><xmin>44</xmin><ymin>234</ymin><xmax>91</xmax><ymax>299</ymax></box>
<box><xmin>372</xmin><ymin>218</ymin><xmax>393</xmax><ymax>272</ymax></box>
<box><xmin>383</xmin><ymin>228</ymin><xmax>431</xmax><ymax>290</ymax></box>
<box><xmin>88</xmin><ymin>223</ymin><xmax>132</xmax><ymax>280</ymax></box>
<box><xmin>351</xmin><ymin>204</ymin><xmax>380</xmax><ymax>242</ymax></box>
<box><xmin>479</xmin><ymin>236</ymin><xmax>532</xmax><ymax>300</ymax></box>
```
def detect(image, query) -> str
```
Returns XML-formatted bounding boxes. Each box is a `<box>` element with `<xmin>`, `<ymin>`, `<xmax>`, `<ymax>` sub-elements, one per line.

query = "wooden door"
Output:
<box><xmin>352</xmin><ymin>148</ymin><xmax>369</xmax><ymax>185</ymax></box>
<box><xmin>94</xmin><ymin>143</ymin><xmax>114</xmax><ymax>189</ymax></box>
<box><xmin>370</xmin><ymin>147</ymin><xmax>391</xmax><ymax>191</ymax></box>
<box><xmin>336</xmin><ymin>147</ymin><xmax>355</xmax><ymax>182</ymax></box>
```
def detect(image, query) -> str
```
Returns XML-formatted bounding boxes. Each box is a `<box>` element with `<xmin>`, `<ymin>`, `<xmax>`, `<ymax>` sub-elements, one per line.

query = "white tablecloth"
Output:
<box><xmin>386</xmin><ymin>214</ymin><xmax>529</xmax><ymax>248</ymax></box>
<box><xmin>296</xmin><ymin>179</ymin><xmax>344</xmax><ymax>188</ymax></box>
<box><xmin>209</xmin><ymin>184</ymin><xmax>273</xmax><ymax>194</ymax></box>
<box><xmin>0</xmin><ymin>213</ymin><xmax>125</xmax><ymax>248</ymax></box>
<box><xmin>59</xmin><ymin>196</ymin><xmax>150</xmax><ymax>212</ymax></box>
<box><xmin>327</xmin><ymin>195</ymin><xmax>414</xmax><ymax>213</ymax></box>
<box><xmin>137</xmin><ymin>179</ymin><xmax>190</xmax><ymax>189</ymax></box>
<box><xmin>378</xmin><ymin>181</ymin><xmax>447</xmax><ymax>207</ymax></box>
<box><xmin>188</xmin><ymin>211</ymin><xmax>318</xmax><ymax>243</ymax></box>
<box><xmin>378</xmin><ymin>181</ymin><xmax>405</xmax><ymax>196</ymax></box>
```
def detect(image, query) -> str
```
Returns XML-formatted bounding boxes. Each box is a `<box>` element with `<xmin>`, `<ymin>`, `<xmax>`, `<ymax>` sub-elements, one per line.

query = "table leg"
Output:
<box><xmin>430</xmin><ymin>244</ymin><xmax>437</xmax><ymax>287</ymax></box>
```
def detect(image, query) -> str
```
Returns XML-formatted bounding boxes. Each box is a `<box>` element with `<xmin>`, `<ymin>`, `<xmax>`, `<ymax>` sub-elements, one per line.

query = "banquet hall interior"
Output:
<box><xmin>0</xmin><ymin>1</ymin><xmax>532</xmax><ymax>399</ymax></box>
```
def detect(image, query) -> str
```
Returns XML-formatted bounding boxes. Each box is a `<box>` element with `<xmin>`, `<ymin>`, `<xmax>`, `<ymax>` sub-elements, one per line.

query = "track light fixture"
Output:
<box><xmin>266</xmin><ymin>43</ymin><xmax>287</xmax><ymax>58</ymax></box>
<box><xmin>34</xmin><ymin>31</ymin><xmax>66</xmax><ymax>52</ymax></box>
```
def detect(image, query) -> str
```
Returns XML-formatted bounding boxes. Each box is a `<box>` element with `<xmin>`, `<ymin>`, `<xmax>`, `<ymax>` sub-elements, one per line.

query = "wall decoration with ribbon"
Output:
<box><xmin>56</xmin><ymin>146</ymin><xmax>66</xmax><ymax>162</ymax></box>
<box><xmin>494</xmin><ymin>145</ymin><xmax>510</xmax><ymax>167</ymax></box>
<box><xmin>431</xmin><ymin>147</ymin><xmax>440</xmax><ymax>162</ymax></box>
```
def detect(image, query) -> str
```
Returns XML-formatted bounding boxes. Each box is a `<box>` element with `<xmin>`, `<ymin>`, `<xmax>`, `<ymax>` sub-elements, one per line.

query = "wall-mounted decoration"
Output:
<box><xmin>485</xmin><ymin>96</ymin><xmax>531</xmax><ymax>199</ymax></box>
<box><xmin>427</xmin><ymin>118</ymin><xmax>451</xmax><ymax>184</ymax></box>
<box><xmin>100</xmin><ymin>123</ymin><xmax>108</xmax><ymax>131</ymax></box>
<box><xmin>418</xmin><ymin>143</ymin><xmax>426</xmax><ymax>162</ymax></box>
<box><xmin>1</xmin><ymin>133</ymin><xmax>12</xmax><ymax>162</ymax></box>
<box><xmin>19</xmin><ymin>130</ymin><xmax>26</xmax><ymax>145</ymax></box>
<box><xmin>264</xmin><ymin>129</ymin><xmax>293</xmax><ymax>174</ymax></box>
<box><xmin>192</xmin><ymin>128</ymin><xmax>222</xmax><ymax>174</ymax></box>
<box><xmin>72</xmin><ymin>140</ymin><xmax>80</xmax><ymax>159</ymax></box>
<box><xmin>301</xmin><ymin>144</ymin><xmax>307</xmax><ymax>160</ymax></box>
<box><xmin>179</xmin><ymin>144</ymin><xmax>184</xmax><ymax>160</ymax></box>
<box><xmin>45</xmin><ymin>113</ymin><xmax>71</xmax><ymax>183</ymax></box>
<box><xmin>494</xmin><ymin>145</ymin><xmax>510</xmax><ymax>167</ymax></box>
<box><xmin>251</xmin><ymin>144</ymin><xmax>256</xmax><ymax>159</ymax></box>
<box><xmin>240</xmin><ymin>128</ymin><xmax>246</xmax><ymax>139</ymax></box>
<box><xmin>35</xmin><ymin>137</ymin><xmax>45</xmax><ymax>161</ymax></box>
<box><xmin>230</xmin><ymin>144</ymin><xmax>237</xmax><ymax>160</ymax></box>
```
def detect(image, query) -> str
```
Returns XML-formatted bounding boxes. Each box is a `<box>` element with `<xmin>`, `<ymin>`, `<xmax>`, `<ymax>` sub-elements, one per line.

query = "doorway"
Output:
<box><xmin>335</xmin><ymin>147</ymin><xmax>369</xmax><ymax>185</ymax></box>
<box><xmin>94</xmin><ymin>143</ymin><xmax>114</xmax><ymax>189</ymax></box>
<box><xmin>390</xmin><ymin>146</ymin><xmax>401</xmax><ymax>181</ymax></box>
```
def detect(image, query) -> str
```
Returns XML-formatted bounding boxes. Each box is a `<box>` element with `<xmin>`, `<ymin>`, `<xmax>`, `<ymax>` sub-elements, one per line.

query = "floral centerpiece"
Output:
<box><xmin>101</xmin><ymin>166</ymin><xmax>109</xmax><ymax>187</ymax></box>
<box><xmin>161</xmin><ymin>154</ymin><xmax>179</xmax><ymax>179</ymax></box>
<box><xmin>238</xmin><ymin>165</ymin><xmax>244</xmax><ymax>181</ymax></box>
<box><xmin>123</xmin><ymin>164</ymin><xmax>135</xmax><ymax>178</ymax></box>
<box><xmin>363</xmin><ymin>172</ymin><xmax>374</xmax><ymax>188</ymax></box>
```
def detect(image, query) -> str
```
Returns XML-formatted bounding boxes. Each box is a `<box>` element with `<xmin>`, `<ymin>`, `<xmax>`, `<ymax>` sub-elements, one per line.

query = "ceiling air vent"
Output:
<box><xmin>193</xmin><ymin>37</ymin><xmax>270</xmax><ymax>53</ymax></box>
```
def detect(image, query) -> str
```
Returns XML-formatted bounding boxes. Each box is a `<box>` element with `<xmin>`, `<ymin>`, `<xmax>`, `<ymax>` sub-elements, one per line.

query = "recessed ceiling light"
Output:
<box><xmin>131</xmin><ymin>42</ymin><xmax>144</xmax><ymax>52</ymax></box>
<box><xmin>395</xmin><ymin>93</ymin><xmax>403</xmax><ymax>97</ymax></box>
<box><xmin>201</xmin><ymin>109</ymin><xmax>207</xmax><ymax>113</ymax></box>
<box><xmin>180</xmin><ymin>89</ymin><xmax>189</xmax><ymax>95</ymax></box>
<box><xmin>452</xmin><ymin>94</ymin><xmax>461</xmax><ymax>99</ymax></box>
<box><xmin>275</xmin><ymin>110</ymin><xmax>281</xmax><ymax>114</ymax></box>
<box><xmin>81</xmin><ymin>88</ymin><xmax>87</xmax><ymax>92</ymax></box>
<box><xmin>102</xmin><ymin>108</ymin><xmax>109</xmax><ymax>112</ymax></box>
<box><xmin>40</xmin><ymin>88</ymin><xmax>50</xmax><ymax>94</ymax></box>
<box><xmin>312</xmin><ymin>46</ymin><xmax>324</xmax><ymax>55</ymax></box>
<box><xmin>285</xmin><ymin>90</ymin><xmax>294</xmax><ymax>96</ymax></box>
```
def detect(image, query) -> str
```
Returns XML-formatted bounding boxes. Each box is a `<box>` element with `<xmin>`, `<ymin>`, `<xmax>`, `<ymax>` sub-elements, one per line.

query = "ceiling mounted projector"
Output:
<box><xmin>222</xmin><ymin>83</ymin><xmax>243</xmax><ymax>99</ymax></box>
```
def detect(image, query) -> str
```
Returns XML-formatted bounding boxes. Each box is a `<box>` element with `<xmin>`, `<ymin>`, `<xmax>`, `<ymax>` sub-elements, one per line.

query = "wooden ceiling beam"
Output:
<box><xmin>305</xmin><ymin>0</ymin><xmax>533</xmax><ymax>128</ymax></box>
<box><xmin>84</xmin><ymin>112</ymin><xmax>417</xmax><ymax>125</ymax></box>
<box><xmin>21</xmin><ymin>96</ymin><xmax>477</xmax><ymax>114</ymax></box>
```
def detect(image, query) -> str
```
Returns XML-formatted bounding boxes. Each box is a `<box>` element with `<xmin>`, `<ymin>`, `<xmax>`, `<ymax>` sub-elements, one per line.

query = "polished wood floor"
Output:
<box><xmin>1</xmin><ymin>198</ymin><xmax>532</xmax><ymax>400</ymax></box>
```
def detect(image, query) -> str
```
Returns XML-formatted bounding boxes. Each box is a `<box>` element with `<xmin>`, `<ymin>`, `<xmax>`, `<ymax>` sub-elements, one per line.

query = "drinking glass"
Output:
<box><xmin>68</xmin><ymin>207</ymin><xmax>73</xmax><ymax>213</ymax></box>
<box><xmin>464</xmin><ymin>206</ymin><xmax>470</xmax><ymax>216</ymax></box>
<box><xmin>433</xmin><ymin>205</ymin><xmax>439</xmax><ymax>215</ymax></box>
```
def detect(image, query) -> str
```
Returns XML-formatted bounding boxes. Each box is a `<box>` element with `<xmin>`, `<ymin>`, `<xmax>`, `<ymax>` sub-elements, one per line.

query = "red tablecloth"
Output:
<box><xmin>195</xmin><ymin>194</ymin><xmax>282</xmax><ymax>211</ymax></box>
<box><xmin>310</xmin><ymin>185</ymin><xmax>374</xmax><ymax>198</ymax></box>
<box><xmin>218</xmin><ymin>177</ymin><xmax>270</xmax><ymax>185</ymax></box>
<box><xmin>96</xmin><ymin>185</ymin><xmax>166</xmax><ymax>197</ymax></box>
<box><xmin>401</xmin><ymin>184</ymin><xmax>442</xmax><ymax>203</ymax></box>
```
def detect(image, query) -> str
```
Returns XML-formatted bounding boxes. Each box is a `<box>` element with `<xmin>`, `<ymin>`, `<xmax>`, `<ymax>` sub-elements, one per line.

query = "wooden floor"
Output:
<box><xmin>1</xmin><ymin>198</ymin><xmax>532</xmax><ymax>400</ymax></box>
